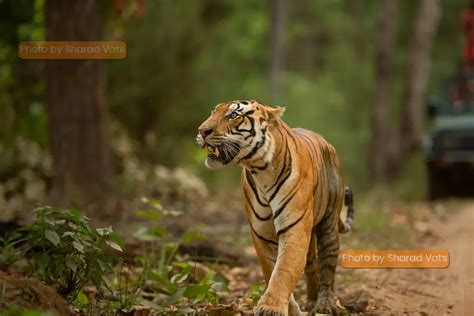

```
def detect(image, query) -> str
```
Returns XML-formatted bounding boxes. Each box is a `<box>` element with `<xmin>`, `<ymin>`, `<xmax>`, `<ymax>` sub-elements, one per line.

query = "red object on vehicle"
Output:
<box><xmin>463</xmin><ymin>2</ymin><xmax>474</xmax><ymax>63</ymax></box>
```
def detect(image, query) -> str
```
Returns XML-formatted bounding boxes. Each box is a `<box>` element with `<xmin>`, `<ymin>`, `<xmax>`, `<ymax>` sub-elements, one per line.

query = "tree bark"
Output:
<box><xmin>45</xmin><ymin>0</ymin><xmax>113</xmax><ymax>216</ymax></box>
<box><xmin>371</xmin><ymin>0</ymin><xmax>441</xmax><ymax>184</ymax></box>
<box><xmin>290</xmin><ymin>0</ymin><xmax>315</xmax><ymax>74</ymax></box>
<box><xmin>346</xmin><ymin>0</ymin><xmax>364</xmax><ymax>59</ymax></box>
<box><xmin>398</xmin><ymin>0</ymin><xmax>441</xmax><ymax>155</ymax></box>
<box><xmin>268</xmin><ymin>0</ymin><xmax>287</xmax><ymax>96</ymax></box>
<box><xmin>370</xmin><ymin>0</ymin><xmax>398</xmax><ymax>184</ymax></box>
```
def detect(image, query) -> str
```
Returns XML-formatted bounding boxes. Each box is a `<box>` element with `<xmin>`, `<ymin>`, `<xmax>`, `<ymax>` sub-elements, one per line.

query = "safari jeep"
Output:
<box><xmin>425</xmin><ymin>70</ymin><xmax>474</xmax><ymax>199</ymax></box>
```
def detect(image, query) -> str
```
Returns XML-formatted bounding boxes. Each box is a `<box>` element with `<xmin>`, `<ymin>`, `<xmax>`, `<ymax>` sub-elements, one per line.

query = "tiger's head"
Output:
<box><xmin>196</xmin><ymin>100</ymin><xmax>285</xmax><ymax>169</ymax></box>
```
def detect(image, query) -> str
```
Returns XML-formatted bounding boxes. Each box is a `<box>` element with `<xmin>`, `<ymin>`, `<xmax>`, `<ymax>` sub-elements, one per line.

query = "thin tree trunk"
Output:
<box><xmin>346</xmin><ymin>0</ymin><xmax>364</xmax><ymax>59</ymax></box>
<box><xmin>398</xmin><ymin>0</ymin><xmax>441</xmax><ymax>155</ymax></box>
<box><xmin>370</xmin><ymin>0</ymin><xmax>398</xmax><ymax>184</ymax></box>
<box><xmin>45</xmin><ymin>0</ymin><xmax>113</xmax><ymax>217</ymax></box>
<box><xmin>291</xmin><ymin>0</ymin><xmax>315</xmax><ymax>74</ymax></box>
<box><xmin>372</xmin><ymin>0</ymin><xmax>441</xmax><ymax>184</ymax></box>
<box><xmin>268</xmin><ymin>0</ymin><xmax>287</xmax><ymax>97</ymax></box>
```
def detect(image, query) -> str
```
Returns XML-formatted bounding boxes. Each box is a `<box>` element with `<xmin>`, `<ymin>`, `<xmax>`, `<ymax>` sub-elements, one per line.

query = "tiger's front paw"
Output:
<box><xmin>255</xmin><ymin>294</ymin><xmax>288</xmax><ymax>316</ymax></box>
<box><xmin>255</xmin><ymin>304</ymin><xmax>288</xmax><ymax>316</ymax></box>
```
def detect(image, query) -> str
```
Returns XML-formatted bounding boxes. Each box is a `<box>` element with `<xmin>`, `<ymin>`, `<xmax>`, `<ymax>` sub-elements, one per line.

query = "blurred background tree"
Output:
<box><xmin>371</xmin><ymin>0</ymin><xmax>441</xmax><ymax>185</ymax></box>
<box><xmin>45</xmin><ymin>0</ymin><xmax>113</xmax><ymax>217</ymax></box>
<box><xmin>0</xmin><ymin>0</ymin><xmax>467</xmax><ymax>220</ymax></box>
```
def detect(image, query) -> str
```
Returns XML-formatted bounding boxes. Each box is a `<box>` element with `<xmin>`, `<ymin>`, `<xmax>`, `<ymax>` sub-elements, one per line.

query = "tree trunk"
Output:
<box><xmin>290</xmin><ymin>0</ymin><xmax>315</xmax><ymax>74</ymax></box>
<box><xmin>346</xmin><ymin>0</ymin><xmax>365</xmax><ymax>59</ymax></box>
<box><xmin>45</xmin><ymin>0</ymin><xmax>113</xmax><ymax>217</ymax></box>
<box><xmin>371</xmin><ymin>0</ymin><xmax>441</xmax><ymax>184</ymax></box>
<box><xmin>268</xmin><ymin>0</ymin><xmax>287</xmax><ymax>97</ymax></box>
<box><xmin>398</xmin><ymin>0</ymin><xmax>441</xmax><ymax>156</ymax></box>
<box><xmin>370</xmin><ymin>0</ymin><xmax>398</xmax><ymax>184</ymax></box>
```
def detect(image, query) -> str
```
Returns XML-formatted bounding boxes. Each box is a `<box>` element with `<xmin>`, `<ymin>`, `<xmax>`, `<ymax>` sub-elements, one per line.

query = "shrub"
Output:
<box><xmin>0</xmin><ymin>206</ymin><xmax>123</xmax><ymax>301</ymax></box>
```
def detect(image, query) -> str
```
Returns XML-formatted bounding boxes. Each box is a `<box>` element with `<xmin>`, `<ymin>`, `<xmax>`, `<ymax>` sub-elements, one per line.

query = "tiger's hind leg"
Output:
<box><xmin>311</xmin><ymin>212</ymin><xmax>341</xmax><ymax>315</ymax></box>
<box><xmin>304</xmin><ymin>230</ymin><xmax>319</xmax><ymax>311</ymax></box>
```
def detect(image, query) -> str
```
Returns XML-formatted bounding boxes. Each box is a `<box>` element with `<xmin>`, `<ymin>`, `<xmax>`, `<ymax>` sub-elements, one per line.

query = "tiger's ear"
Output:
<box><xmin>267</xmin><ymin>106</ymin><xmax>286</xmax><ymax>122</ymax></box>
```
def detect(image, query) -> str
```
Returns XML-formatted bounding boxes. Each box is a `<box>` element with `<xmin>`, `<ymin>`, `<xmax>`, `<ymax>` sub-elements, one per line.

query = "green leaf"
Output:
<box><xmin>69</xmin><ymin>208</ymin><xmax>81</xmax><ymax>220</ymax></box>
<box><xmin>136</xmin><ymin>209</ymin><xmax>162</xmax><ymax>221</ymax></box>
<box><xmin>133</xmin><ymin>226</ymin><xmax>166</xmax><ymax>241</ymax></box>
<box><xmin>139</xmin><ymin>298</ymin><xmax>163</xmax><ymax>311</ymax></box>
<box><xmin>33</xmin><ymin>205</ymin><xmax>51</xmax><ymax>214</ymax></box>
<box><xmin>148</xmin><ymin>226</ymin><xmax>167</xmax><ymax>236</ymax></box>
<box><xmin>96</xmin><ymin>226</ymin><xmax>113</xmax><ymax>236</ymax></box>
<box><xmin>211</xmin><ymin>282</ymin><xmax>229</xmax><ymax>292</ymax></box>
<box><xmin>66</xmin><ymin>256</ymin><xmax>78</xmax><ymax>272</ymax></box>
<box><xmin>37</xmin><ymin>253</ymin><xmax>50</xmax><ymax>270</ymax></box>
<box><xmin>73</xmin><ymin>241</ymin><xmax>84</xmax><ymax>253</ymax></box>
<box><xmin>54</xmin><ymin>262</ymin><xmax>64</xmax><ymax>276</ymax></box>
<box><xmin>105</xmin><ymin>240</ymin><xmax>123</xmax><ymax>252</ymax></box>
<box><xmin>110</xmin><ymin>232</ymin><xmax>124</xmax><ymax>248</ymax></box>
<box><xmin>97</xmin><ymin>259</ymin><xmax>110</xmax><ymax>271</ymax></box>
<box><xmin>174</xmin><ymin>262</ymin><xmax>190</xmax><ymax>268</ymax></box>
<box><xmin>149</xmin><ymin>198</ymin><xmax>163</xmax><ymax>210</ymax></box>
<box><xmin>91</xmin><ymin>269</ymin><xmax>102</xmax><ymax>287</ymax></box>
<box><xmin>44</xmin><ymin>216</ymin><xmax>56</xmax><ymax>225</ymax></box>
<box><xmin>147</xmin><ymin>271</ymin><xmax>177</xmax><ymax>294</ymax></box>
<box><xmin>165</xmin><ymin>287</ymin><xmax>185</xmax><ymax>304</ymax></box>
<box><xmin>200</xmin><ymin>271</ymin><xmax>216</xmax><ymax>284</ymax></box>
<box><xmin>44</xmin><ymin>229</ymin><xmax>60</xmax><ymax>247</ymax></box>
<box><xmin>75</xmin><ymin>291</ymin><xmax>89</xmax><ymax>306</ymax></box>
<box><xmin>170</xmin><ymin>272</ymin><xmax>188</xmax><ymax>284</ymax></box>
<box><xmin>183</xmin><ymin>284</ymin><xmax>211</xmax><ymax>298</ymax></box>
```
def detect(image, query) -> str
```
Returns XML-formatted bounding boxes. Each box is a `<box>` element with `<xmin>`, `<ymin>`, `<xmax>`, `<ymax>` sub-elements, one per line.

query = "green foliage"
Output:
<box><xmin>0</xmin><ymin>305</ymin><xmax>52</xmax><ymax>316</ymax></box>
<box><xmin>0</xmin><ymin>0</ymin><xmax>466</xmax><ymax>199</ymax></box>
<box><xmin>65</xmin><ymin>199</ymin><xmax>229</xmax><ymax>314</ymax></box>
<box><xmin>0</xmin><ymin>0</ymin><xmax>46</xmax><ymax>149</ymax></box>
<box><xmin>393</xmin><ymin>152</ymin><xmax>428</xmax><ymax>201</ymax></box>
<box><xmin>130</xmin><ymin>199</ymin><xmax>229</xmax><ymax>309</ymax></box>
<box><xmin>1</xmin><ymin>206</ymin><xmax>123</xmax><ymax>301</ymax></box>
<box><xmin>147</xmin><ymin>261</ymin><xmax>229</xmax><ymax>306</ymax></box>
<box><xmin>247</xmin><ymin>282</ymin><xmax>265</xmax><ymax>305</ymax></box>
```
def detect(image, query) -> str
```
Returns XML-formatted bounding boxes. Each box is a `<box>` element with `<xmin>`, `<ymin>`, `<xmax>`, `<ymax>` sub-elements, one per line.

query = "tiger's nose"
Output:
<box><xmin>199</xmin><ymin>127</ymin><xmax>213</xmax><ymax>138</ymax></box>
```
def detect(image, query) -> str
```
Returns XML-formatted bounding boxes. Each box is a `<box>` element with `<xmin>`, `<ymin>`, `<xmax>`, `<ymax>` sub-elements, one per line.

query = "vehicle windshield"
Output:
<box><xmin>442</xmin><ymin>71</ymin><xmax>474</xmax><ymax>115</ymax></box>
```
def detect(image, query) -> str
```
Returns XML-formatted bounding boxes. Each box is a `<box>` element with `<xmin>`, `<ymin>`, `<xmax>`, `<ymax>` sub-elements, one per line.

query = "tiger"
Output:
<box><xmin>196</xmin><ymin>100</ymin><xmax>354</xmax><ymax>316</ymax></box>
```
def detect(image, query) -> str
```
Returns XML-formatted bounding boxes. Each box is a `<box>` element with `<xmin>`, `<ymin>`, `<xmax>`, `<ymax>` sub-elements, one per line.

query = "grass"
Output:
<box><xmin>340</xmin><ymin>191</ymin><xmax>412</xmax><ymax>249</ymax></box>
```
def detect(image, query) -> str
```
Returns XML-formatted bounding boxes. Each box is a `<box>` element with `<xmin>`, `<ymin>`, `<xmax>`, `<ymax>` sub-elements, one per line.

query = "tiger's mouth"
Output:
<box><xmin>204</xmin><ymin>142</ymin><xmax>240</xmax><ymax>165</ymax></box>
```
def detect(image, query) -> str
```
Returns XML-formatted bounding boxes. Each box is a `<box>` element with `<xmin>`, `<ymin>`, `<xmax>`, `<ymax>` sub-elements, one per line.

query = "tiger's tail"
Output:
<box><xmin>339</xmin><ymin>185</ymin><xmax>354</xmax><ymax>233</ymax></box>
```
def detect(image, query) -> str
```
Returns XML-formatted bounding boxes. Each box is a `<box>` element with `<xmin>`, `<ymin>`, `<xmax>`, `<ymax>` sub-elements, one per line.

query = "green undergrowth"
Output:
<box><xmin>0</xmin><ymin>202</ymin><xmax>230</xmax><ymax>315</ymax></box>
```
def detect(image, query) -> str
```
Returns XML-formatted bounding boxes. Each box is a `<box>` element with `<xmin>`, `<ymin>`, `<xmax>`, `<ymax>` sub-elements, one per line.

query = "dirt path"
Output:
<box><xmin>340</xmin><ymin>202</ymin><xmax>474</xmax><ymax>315</ymax></box>
<box><xmin>198</xmin><ymin>199</ymin><xmax>474</xmax><ymax>315</ymax></box>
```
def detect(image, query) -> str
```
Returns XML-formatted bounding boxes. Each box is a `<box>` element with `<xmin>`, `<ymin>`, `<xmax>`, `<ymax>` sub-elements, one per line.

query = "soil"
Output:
<box><xmin>181</xmin><ymin>196</ymin><xmax>474</xmax><ymax>315</ymax></box>
<box><xmin>0</xmin><ymin>270</ymin><xmax>73</xmax><ymax>315</ymax></box>
<box><xmin>336</xmin><ymin>202</ymin><xmax>474</xmax><ymax>315</ymax></box>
